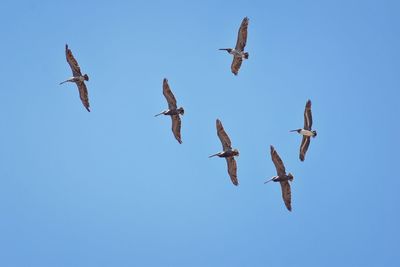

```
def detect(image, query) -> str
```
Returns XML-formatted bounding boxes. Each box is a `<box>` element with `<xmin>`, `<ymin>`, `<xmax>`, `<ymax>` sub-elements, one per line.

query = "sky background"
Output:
<box><xmin>0</xmin><ymin>0</ymin><xmax>399</xmax><ymax>266</ymax></box>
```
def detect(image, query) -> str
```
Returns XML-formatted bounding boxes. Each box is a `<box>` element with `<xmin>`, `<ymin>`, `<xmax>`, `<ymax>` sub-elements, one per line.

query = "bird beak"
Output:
<box><xmin>154</xmin><ymin>112</ymin><xmax>164</xmax><ymax>117</ymax></box>
<box><xmin>219</xmin><ymin>48</ymin><xmax>229</xmax><ymax>51</ymax></box>
<box><xmin>289</xmin><ymin>129</ymin><xmax>298</xmax><ymax>132</ymax></box>
<box><xmin>264</xmin><ymin>178</ymin><xmax>274</xmax><ymax>184</ymax></box>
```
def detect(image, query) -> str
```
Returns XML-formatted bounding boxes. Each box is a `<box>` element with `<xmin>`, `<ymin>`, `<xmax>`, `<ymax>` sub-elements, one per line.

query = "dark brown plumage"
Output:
<box><xmin>235</xmin><ymin>17</ymin><xmax>249</xmax><ymax>52</ymax></box>
<box><xmin>270</xmin><ymin>145</ymin><xmax>293</xmax><ymax>211</ymax></box>
<box><xmin>210</xmin><ymin>119</ymin><xmax>239</xmax><ymax>186</ymax></box>
<box><xmin>219</xmin><ymin>17</ymin><xmax>249</xmax><ymax>75</ymax></box>
<box><xmin>155</xmin><ymin>78</ymin><xmax>184</xmax><ymax>144</ymax></box>
<box><xmin>300</xmin><ymin>99</ymin><xmax>316</xmax><ymax>161</ymax></box>
<box><xmin>61</xmin><ymin>44</ymin><xmax>90</xmax><ymax>112</ymax></box>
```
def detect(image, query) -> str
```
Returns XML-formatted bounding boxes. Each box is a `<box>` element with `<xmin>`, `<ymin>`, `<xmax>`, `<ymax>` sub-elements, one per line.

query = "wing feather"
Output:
<box><xmin>231</xmin><ymin>56</ymin><xmax>243</xmax><ymax>75</ymax></box>
<box><xmin>235</xmin><ymin>17</ymin><xmax>249</xmax><ymax>51</ymax></box>
<box><xmin>226</xmin><ymin>157</ymin><xmax>238</xmax><ymax>186</ymax></box>
<box><xmin>163</xmin><ymin>79</ymin><xmax>177</xmax><ymax>110</ymax></box>
<box><xmin>65</xmin><ymin>44</ymin><xmax>82</xmax><ymax>77</ymax></box>
<box><xmin>216</xmin><ymin>119</ymin><xmax>232</xmax><ymax>150</ymax></box>
<box><xmin>280</xmin><ymin>181</ymin><xmax>292</xmax><ymax>211</ymax></box>
<box><xmin>299</xmin><ymin>136</ymin><xmax>310</xmax><ymax>161</ymax></box>
<box><xmin>171</xmin><ymin>115</ymin><xmax>182</xmax><ymax>144</ymax></box>
<box><xmin>304</xmin><ymin>100</ymin><xmax>312</xmax><ymax>130</ymax></box>
<box><xmin>270</xmin><ymin>145</ymin><xmax>286</xmax><ymax>176</ymax></box>
<box><xmin>77</xmin><ymin>81</ymin><xmax>90</xmax><ymax>112</ymax></box>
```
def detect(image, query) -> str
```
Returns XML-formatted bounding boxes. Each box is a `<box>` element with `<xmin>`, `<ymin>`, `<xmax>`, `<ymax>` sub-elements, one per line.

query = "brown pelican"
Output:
<box><xmin>155</xmin><ymin>78</ymin><xmax>184</xmax><ymax>144</ymax></box>
<box><xmin>60</xmin><ymin>44</ymin><xmax>90</xmax><ymax>112</ymax></box>
<box><xmin>219</xmin><ymin>17</ymin><xmax>249</xmax><ymax>75</ymax></box>
<box><xmin>209</xmin><ymin>119</ymin><xmax>239</xmax><ymax>186</ymax></box>
<box><xmin>265</xmin><ymin>145</ymin><xmax>294</xmax><ymax>211</ymax></box>
<box><xmin>290</xmin><ymin>100</ymin><xmax>317</xmax><ymax>161</ymax></box>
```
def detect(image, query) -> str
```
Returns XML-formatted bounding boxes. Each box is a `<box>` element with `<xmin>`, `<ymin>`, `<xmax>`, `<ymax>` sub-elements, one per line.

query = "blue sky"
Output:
<box><xmin>0</xmin><ymin>0</ymin><xmax>399</xmax><ymax>266</ymax></box>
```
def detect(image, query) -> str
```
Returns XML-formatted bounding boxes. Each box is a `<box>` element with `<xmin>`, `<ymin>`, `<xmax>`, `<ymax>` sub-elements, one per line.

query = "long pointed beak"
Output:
<box><xmin>219</xmin><ymin>48</ymin><xmax>229</xmax><ymax>51</ymax></box>
<box><xmin>154</xmin><ymin>112</ymin><xmax>164</xmax><ymax>117</ymax></box>
<box><xmin>208</xmin><ymin>153</ymin><xmax>219</xmax><ymax>158</ymax></box>
<box><xmin>59</xmin><ymin>80</ymin><xmax>68</xmax><ymax>85</ymax></box>
<box><xmin>264</xmin><ymin>178</ymin><xmax>274</xmax><ymax>184</ymax></box>
<box><xmin>289</xmin><ymin>129</ymin><xmax>298</xmax><ymax>132</ymax></box>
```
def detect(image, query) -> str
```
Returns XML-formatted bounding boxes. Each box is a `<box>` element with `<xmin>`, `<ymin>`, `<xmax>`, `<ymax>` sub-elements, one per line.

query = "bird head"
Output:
<box><xmin>84</xmin><ymin>74</ymin><xmax>89</xmax><ymax>81</ymax></box>
<box><xmin>233</xmin><ymin>149</ymin><xmax>240</xmax><ymax>157</ymax></box>
<box><xmin>178</xmin><ymin>107</ymin><xmax>185</xmax><ymax>115</ymax></box>
<box><xmin>288</xmin><ymin>173</ymin><xmax>294</xmax><ymax>182</ymax></box>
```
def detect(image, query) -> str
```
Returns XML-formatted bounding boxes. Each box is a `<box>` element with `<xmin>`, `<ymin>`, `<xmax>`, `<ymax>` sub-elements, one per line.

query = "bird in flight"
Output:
<box><xmin>209</xmin><ymin>119</ymin><xmax>239</xmax><ymax>186</ymax></box>
<box><xmin>155</xmin><ymin>78</ymin><xmax>184</xmax><ymax>144</ymax></box>
<box><xmin>265</xmin><ymin>145</ymin><xmax>294</xmax><ymax>211</ymax></box>
<box><xmin>60</xmin><ymin>44</ymin><xmax>91</xmax><ymax>112</ymax></box>
<box><xmin>219</xmin><ymin>17</ymin><xmax>249</xmax><ymax>75</ymax></box>
<box><xmin>290</xmin><ymin>100</ymin><xmax>317</xmax><ymax>161</ymax></box>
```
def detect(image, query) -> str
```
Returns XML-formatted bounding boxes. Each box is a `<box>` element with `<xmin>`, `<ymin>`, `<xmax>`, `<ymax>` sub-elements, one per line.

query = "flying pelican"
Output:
<box><xmin>60</xmin><ymin>44</ymin><xmax>90</xmax><ymax>112</ymax></box>
<box><xmin>219</xmin><ymin>17</ymin><xmax>249</xmax><ymax>75</ymax></box>
<box><xmin>209</xmin><ymin>119</ymin><xmax>239</xmax><ymax>186</ymax></box>
<box><xmin>155</xmin><ymin>78</ymin><xmax>184</xmax><ymax>144</ymax></box>
<box><xmin>265</xmin><ymin>145</ymin><xmax>294</xmax><ymax>211</ymax></box>
<box><xmin>290</xmin><ymin>99</ymin><xmax>317</xmax><ymax>161</ymax></box>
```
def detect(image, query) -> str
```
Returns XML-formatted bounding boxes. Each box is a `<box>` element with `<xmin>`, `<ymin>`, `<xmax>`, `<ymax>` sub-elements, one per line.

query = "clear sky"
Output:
<box><xmin>0</xmin><ymin>0</ymin><xmax>399</xmax><ymax>266</ymax></box>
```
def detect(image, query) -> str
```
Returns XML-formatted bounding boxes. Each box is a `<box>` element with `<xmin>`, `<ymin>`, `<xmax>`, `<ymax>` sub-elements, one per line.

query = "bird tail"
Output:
<box><xmin>312</xmin><ymin>130</ymin><xmax>317</xmax><ymax>138</ymax></box>
<box><xmin>59</xmin><ymin>80</ymin><xmax>69</xmax><ymax>85</ymax></box>
<box><xmin>154</xmin><ymin>112</ymin><xmax>164</xmax><ymax>117</ymax></box>
<box><xmin>244</xmin><ymin>52</ymin><xmax>249</xmax><ymax>59</ymax></box>
<box><xmin>208</xmin><ymin>153</ymin><xmax>219</xmax><ymax>158</ymax></box>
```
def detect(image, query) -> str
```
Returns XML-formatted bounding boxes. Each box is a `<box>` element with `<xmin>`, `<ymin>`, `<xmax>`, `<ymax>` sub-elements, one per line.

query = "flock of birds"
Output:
<box><xmin>59</xmin><ymin>17</ymin><xmax>317</xmax><ymax>212</ymax></box>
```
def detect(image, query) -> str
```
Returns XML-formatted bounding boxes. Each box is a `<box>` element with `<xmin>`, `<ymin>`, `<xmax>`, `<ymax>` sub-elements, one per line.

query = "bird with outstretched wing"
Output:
<box><xmin>61</xmin><ymin>44</ymin><xmax>90</xmax><ymax>112</ymax></box>
<box><xmin>231</xmin><ymin>17</ymin><xmax>249</xmax><ymax>75</ymax></box>
<box><xmin>270</xmin><ymin>145</ymin><xmax>292</xmax><ymax>211</ymax></box>
<box><xmin>299</xmin><ymin>100</ymin><xmax>313</xmax><ymax>161</ymax></box>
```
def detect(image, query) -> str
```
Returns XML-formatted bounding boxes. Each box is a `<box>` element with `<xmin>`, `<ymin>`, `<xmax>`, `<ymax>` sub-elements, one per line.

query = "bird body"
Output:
<box><xmin>219</xmin><ymin>48</ymin><xmax>249</xmax><ymax>59</ymax></box>
<box><xmin>155</xmin><ymin>107</ymin><xmax>184</xmax><ymax>117</ymax></box>
<box><xmin>208</xmin><ymin>148</ymin><xmax>239</xmax><ymax>158</ymax></box>
<box><xmin>291</xmin><ymin>129</ymin><xmax>317</xmax><ymax>137</ymax></box>
<box><xmin>60</xmin><ymin>74</ymin><xmax>88</xmax><ymax>85</ymax></box>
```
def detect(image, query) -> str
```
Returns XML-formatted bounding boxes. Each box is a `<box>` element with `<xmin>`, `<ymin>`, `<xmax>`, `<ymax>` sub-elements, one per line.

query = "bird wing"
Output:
<box><xmin>299</xmin><ymin>136</ymin><xmax>311</xmax><ymax>161</ymax></box>
<box><xmin>304</xmin><ymin>99</ymin><xmax>313</xmax><ymax>130</ymax></box>
<box><xmin>171</xmin><ymin>115</ymin><xmax>182</xmax><ymax>144</ymax></box>
<box><xmin>280</xmin><ymin>181</ymin><xmax>292</xmax><ymax>211</ymax></box>
<box><xmin>77</xmin><ymin>81</ymin><xmax>90</xmax><ymax>112</ymax></box>
<box><xmin>231</xmin><ymin>56</ymin><xmax>243</xmax><ymax>76</ymax></box>
<box><xmin>226</xmin><ymin>157</ymin><xmax>238</xmax><ymax>186</ymax></box>
<box><xmin>216</xmin><ymin>119</ymin><xmax>232</xmax><ymax>150</ymax></box>
<box><xmin>163</xmin><ymin>78</ymin><xmax>177</xmax><ymax>110</ymax></box>
<box><xmin>270</xmin><ymin>145</ymin><xmax>286</xmax><ymax>176</ymax></box>
<box><xmin>65</xmin><ymin>44</ymin><xmax>83</xmax><ymax>77</ymax></box>
<box><xmin>235</xmin><ymin>17</ymin><xmax>249</xmax><ymax>51</ymax></box>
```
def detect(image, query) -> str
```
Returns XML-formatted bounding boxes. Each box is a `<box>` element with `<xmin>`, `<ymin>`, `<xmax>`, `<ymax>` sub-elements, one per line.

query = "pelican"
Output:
<box><xmin>265</xmin><ymin>145</ymin><xmax>294</xmax><ymax>211</ymax></box>
<box><xmin>209</xmin><ymin>119</ymin><xmax>239</xmax><ymax>186</ymax></box>
<box><xmin>219</xmin><ymin>17</ymin><xmax>249</xmax><ymax>75</ymax></box>
<box><xmin>155</xmin><ymin>78</ymin><xmax>184</xmax><ymax>144</ymax></box>
<box><xmin>60</xmin><ymin>44</ymin><xmax>90</xmax><ymax>112</ymax></box>
<box><xmin>290</xmin><ymin>99</ymin><xmax>317</xmax><ymax>161</ymax></box>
